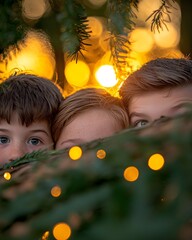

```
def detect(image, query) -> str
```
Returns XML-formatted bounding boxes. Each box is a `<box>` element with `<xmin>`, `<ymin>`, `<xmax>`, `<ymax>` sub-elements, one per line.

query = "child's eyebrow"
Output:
<box><xmin>171</xmin><ymin>102</ymin><xmax>189</xmax><ymax>111</ymax></box>
<box><xmin>60</xmin><ymin>138</ymin><xmax>84</xmax><ymax>146</ymax></box>
<box><xmin>29</xmin><ymin>130</ymin><xmax>50</xmax><ymax>137</ymax></box>
<box><xmin>129</xmin><ymin>112</ymin><xmax>148</xmax><ymax>119</ymax></box>
<box><xmin>0</xmin><ymin>129</ymin><xmax>10</xmax><ymax>132</ymax></box>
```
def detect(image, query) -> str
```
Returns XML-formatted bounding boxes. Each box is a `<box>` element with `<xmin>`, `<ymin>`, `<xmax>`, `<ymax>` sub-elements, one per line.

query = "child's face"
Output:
<box><xmin>56</xmin><ymin>108</ymin><xmax>122</xmax><ymax>149</ymax></box>
<box><xmin>129</xmin><ymin>85</ymin><xmax>192</xmax><ymax>127</ymax></box>
<box><xmin>0</xmin><ymin>114</ymin><xmax>53</xmax><ymax>165</ymax></box>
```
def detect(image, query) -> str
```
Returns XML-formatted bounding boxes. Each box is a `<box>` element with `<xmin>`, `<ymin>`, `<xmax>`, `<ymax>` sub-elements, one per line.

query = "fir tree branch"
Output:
<box><xmin>1</xmin><ymin>150</ymin><xmax>56</xmax><ymax>170</ymax></box>
<box><xmin>107</xmin><ymin>0</ymin><xmax>139</xmax><ymax>81</ymax></box>
<box><xmin>0</xmin><ymin>0</ymin><xmax>27</xmax><ymax>61</ymax></box>
<box><xmin>56</xmin><ymin>0</ymin><xmax>91</xmax><ymax>62</ymax></box>
<box><xmin>146</xmin><ymin>0</ymin><xmax>176</xmax><ymax>32</ymax></box>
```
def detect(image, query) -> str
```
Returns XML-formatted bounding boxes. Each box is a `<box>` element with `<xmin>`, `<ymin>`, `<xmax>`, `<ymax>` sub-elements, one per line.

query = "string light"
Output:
<box><xmin>123</xmin><ymin>166</ymin><xmax>139</xmax><ymax>182</ymax></box>
<box><xmin>3</xmin><ymin>172</ymin><xmax>11</xmax><ymax>181</ymax></box>
<box><xmin>53</xmin><ymin>222</ymin><xmax>71</xmax><ymax>240</ymax></box>
<box><xmin>148</xmin><ymin>153</ymin><xmax>165</xmax><ymax>170</ymax></box>
<box><xmin>96</xmin><ymin>149</ymin><xmax>106</xmax><ymax>159</ymax></box>
<box><xmin>41</xmin><ymin>231</ymin><xmax>50</xmax><ymax>240</ymax></box>
<box><xmin>69</xmin><ymin>146</ymin><xmax>83</xmax><ymax>161</ymax></box>
<box><xmin>51</xmin><ymin>186</ymin><xmax>62</xmax><ymax>198</ymax></box>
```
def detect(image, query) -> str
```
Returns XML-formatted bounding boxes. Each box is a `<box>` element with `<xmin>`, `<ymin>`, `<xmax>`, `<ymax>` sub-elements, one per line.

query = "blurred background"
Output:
<box><xmin>0</xmin><ymin>0</ymin><xmax>190</xmax><ymax>96</ymax></box>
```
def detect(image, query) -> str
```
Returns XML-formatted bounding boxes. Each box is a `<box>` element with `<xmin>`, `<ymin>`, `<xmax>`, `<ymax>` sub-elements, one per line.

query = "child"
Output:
<box><xmin>52</xmin><ymin>88</ymin><xmax>129</xmax><ymax>149</ymax></box>
<box><xmin>0</xmin><ymin>73</ymin><xmax>63</xmax><ymax>165</ymax></box>
<box><xmin>119</xmin><ymin>58</ymin><xmax>192</xmax><ymax>127</ymax></box>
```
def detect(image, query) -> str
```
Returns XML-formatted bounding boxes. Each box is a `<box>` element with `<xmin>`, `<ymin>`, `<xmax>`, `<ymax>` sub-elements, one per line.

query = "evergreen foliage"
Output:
<box><xmin>0</xmin><ymin>0</ymin><xmax>26</xmax><ymax>59</ymax></box>
<box><xmin>0</xmin><ymin>110</ymin><xmax>191</xmax><ymax>240</ymax></box>
<box><xmin>0</xmin><ymin>0</ymin><xmax>177</xmax><ymax>78</ymax></box>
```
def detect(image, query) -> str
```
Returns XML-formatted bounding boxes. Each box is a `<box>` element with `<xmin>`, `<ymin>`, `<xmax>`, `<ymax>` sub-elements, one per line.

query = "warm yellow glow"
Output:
<box><xmin>148</xmin><ymin>153</ymin><xmax>165</xmax><ymax>170</ymax></box>
<box><xmin>88</xmin><ymin>17</ymin><xmax>103</xmax><ymax>39</ymax></box>
<box><xmin>129</xmin><ymin>28</ymin><xmax>154</xmax><ymax>53</ymax></box>
<box><xmin>22</xmin><ymin>0</ymin><xmax>47</xmax><ymax>19</ymax></box>
<box><xmin>96</xmin><ymin>149</ymin><xmax>106</xmax><ymax>159</ymax></box>
<box><xmin>4</xmin><ymin>172</ymin><xmax>12</xmax><ymax>181</ymax></box>
<box><xmin>69</xmin><ymin>146</ymin><xmax>83</xmax><ymax>161</ymax></box>
<box><xmin>53</xmin><ymin>223</ymin><xmax>71</xmax><ymax>240</ymax></box>
<box><xmin>137</xmin><ymin>0</ymin><xmax>162</xmax><ymax>22</ymax></box>
<box><xmin>51</xmin><ymin>185</ymin><xmax>62</xmax><ymax>198</ymax></box>
<box><xmin>124</xmin><ymin>166</ymin><xmax>139</xmax><ymax>182</ymax></box>
<box><xmin>162</xmin><ymin>49</ymin><xmax>184</xmax><ymax>59</ymax></box>
<box><xmin>99</xmin><ymin>31</ymin><xmax>110</xmax><ymax>52</ymax></box>
<box><xmin>95</xmin><ymin>65</ymin><xmax>118</xmax><ymax>87</ymax></box>
<box><xmin>65</xmin><ymin>60</ymin><xmax>90</xmax><ymax>87</ymax></box>
<box><xmin>87</xmin><ymin>0</ymin><xmax>107</xmax><ymax>8</ymax></box>
<box><xmin>6</xmin><ymin>31</ymin><xmax>55</xmax><ymax>80</ymax></box>
<box><xmin>0</xmin><ymin>62</ymin><xmax>6</xmax><ymax>82</ymax></box>
<box><xmin>41</xmin><ymin>231</ymin><xmax>50</xmax><ymax>240</ymax></box>
<box><xmin>154</xmin><ymin>24</ymin><xmax>179</xmax><ymax>48</ymax></box>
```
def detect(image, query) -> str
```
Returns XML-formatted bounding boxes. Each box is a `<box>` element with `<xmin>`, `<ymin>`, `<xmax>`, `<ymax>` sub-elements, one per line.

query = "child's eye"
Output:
<box><xmin>134</xmin><ymin>120</ymin><xmax>149</xmax><ymax>128</ymax></box>
<box><xmin>28</xmin><ymin>138</ymin><xmax>42</xmax><ymax>146</ymax></box>
<box><xmin>0</xmin><ymin>136</ymin><xmax>10</xmax><ymax>144</ymax></box>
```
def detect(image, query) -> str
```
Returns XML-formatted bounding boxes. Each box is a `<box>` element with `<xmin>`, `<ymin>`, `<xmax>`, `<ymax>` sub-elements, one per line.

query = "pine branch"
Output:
<box><xmin>56</xmin><ymin>0</ymin><xmax>91</xmax><ymax>62</ymax></box>
<box><xmin>146</xmin><ymin>0</ymin><xmax>176</xmax><ymax>33</ymax></box>
<box><xmin>107</xmin><ymin>0</ymin><xmax>139</xmax><ymax>81</ymax></box>
<box><xmin>0</xmin><ymin>0</ymin><xmax>27</xmax><ymax>61</ymax></box>
<box><xmin>1</xmin><ymin>150</ymin><xmax>56</xmax><ymax>170</ymax></box>
<box><xmin>0</xmin><ymin>111</ymin><xmax>191</xmax><ymax>239</ymax></box>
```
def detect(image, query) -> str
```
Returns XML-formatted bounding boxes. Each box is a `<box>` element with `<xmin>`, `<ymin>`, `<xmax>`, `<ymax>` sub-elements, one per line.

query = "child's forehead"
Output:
<box><xmin>0</xmin><ymin>115</ymin><xmax>50</xmax><ymax>132</ymax></box>
<box><xmin>0</xmin><ymin>112</ymin><xmax>49</xmax><ymax>126</ymax></box>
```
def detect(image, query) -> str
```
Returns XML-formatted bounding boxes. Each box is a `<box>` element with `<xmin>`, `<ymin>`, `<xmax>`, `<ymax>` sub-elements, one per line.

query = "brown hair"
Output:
<box><xmin>0</xmin><ymin>74</ymin><xmax>63</xmax><ymax>126</ymax></box>
<box><xmin>119</xmin><ymin>58</ymin><xmax>192</xmax><ymax>109</ymax></box>
<box><xmin>52</xmin><ymin>88</ymin><xmax>129</xmax><ymax>142</ymax></box>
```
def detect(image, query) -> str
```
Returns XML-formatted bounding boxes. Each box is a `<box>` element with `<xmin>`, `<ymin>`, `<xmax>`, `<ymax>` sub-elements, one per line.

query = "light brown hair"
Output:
<box><xmin>119</xmin><ymin>58</ymin><xmax>192</xmax><ymax>109</ymax></box>
<box><xmin>52</xmin><ymin>88</ymin><xmax>129</xmax><ymax>142</ymax></box>
<box><xmin>0</xmin><ymin>74</ymin><xmax>63</xmax><ymax>126</ymax></box>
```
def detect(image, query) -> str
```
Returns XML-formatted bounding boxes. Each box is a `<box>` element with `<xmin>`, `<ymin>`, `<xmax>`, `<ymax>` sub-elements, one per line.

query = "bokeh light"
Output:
<box><xmin>129</xmin><ymin>28</ymin><xmax>154</xmax><ymax>53</ymax></box>
<box><xmin>148</xmin><ymin>153</ymin><xmax>165</xmax><ymax>170</ymax></box>
<box><xmin>22</xmin><ymin>0</ymin><xmax>48</xmax><ymax>19</ymax></box>
<box><xmin>0</xmin><ymin>0</ymin><xmax>182</xmax><ymax>95</ymax></box>
<box><xmin>6</xmin><ymin>31</ymin><xmax>55</xmax><ymax>80</ymax></box>
<box><xmin>51</xmin><ymin>186</ymin><xmax>62</xmax><ymax>198</ymax></box>
<box><xmin>69</xmin><ymin>146</ymin><xmax>83</xmax><ymax>161</ymax></box>
<box><xmin>88</xmin><ymin>17</ymin><xmax>103</xmax><ymax>39</ymax></box>
<box><xmin>85</xmin><ymin>0</ymin><xmax>107</xmax><ymax>9</ymax></box>
<box><xmin>99</xmin><ymin>30</ymin><xmax>110</xmax><ymax>52</ymax></box>
<box><xmin>137</xmin><ymin>0</ymin><xmax>162</xmax><ymax>22</ymax></box>
<box><xmin>154</xmin><ymin>24</ymin><xmax>180</xmax><ymax>48</ymax></box>
<box><xmin>123</xmin><ymin>166</ymin><xmax>139</xmax><ymax>182</ymax></box>
<box><xmin>41</xmin><ymin>231</ymin><xmax>50</xmax><ymax>240</ymax></box>
<box><xmin>96</xmin><ymin>149</ymin><xmax>106</xmax><ymax>159</ymax></box>
<box><xmin>95</xmin><ymin>65</ymin><xmax>118</xmax><ymax>87</ymax></box>
<box><xmin>65</xmin><ymin>60</ymin><xmax>90</xmax><ymax>87</ymax></box>
<box><xmin>3</xmin><ymin>172</ymin><xmax>12</xmax><ymax>181</ymax></box>
<box><xmin>53</xmin><ymin>222</ymin><xmax>71</xmax><ymax>240</ymax></box>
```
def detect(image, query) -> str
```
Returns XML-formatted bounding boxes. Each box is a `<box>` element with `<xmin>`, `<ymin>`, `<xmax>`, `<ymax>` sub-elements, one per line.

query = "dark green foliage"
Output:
<box><xmin>0</xmin><ymin>0</ymin><xmax>177</xmax><ymax>77</ymax></box>
<box><xmin>56</xmin><ymin>0</ymin><xmax>92</xmax><ymax>61</ymax></box>
<box><xmin>0</xmin><ymin>111</ymin><xmax>192</xmax><ymax>239</ymax></box>
<box><xmin>0</xmin><ymin>0</ymin><xmax>26</xmax><ymax>59</ymax></box>
<box><xmin>107</xmin><ymin>0</ymin><xmax>138</xmax><ymax>80</ymax></box>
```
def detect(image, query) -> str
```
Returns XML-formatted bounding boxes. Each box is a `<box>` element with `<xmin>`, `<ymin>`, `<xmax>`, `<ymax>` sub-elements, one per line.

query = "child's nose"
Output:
<box><xmin>9</xmin><ymin>143</ymin><xmax>27</xmax><ymax>161</ymax></box>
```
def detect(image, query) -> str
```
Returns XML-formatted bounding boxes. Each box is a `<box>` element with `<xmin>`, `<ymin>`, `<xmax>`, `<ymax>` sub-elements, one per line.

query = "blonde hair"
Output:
<box><xmin>52</xmin><ymin>88</ymin><xmax>129</xmax><ymax>142</ymax></box>
<box><xmin>120</xmin><ymin>58</ymin><xmax>192</xmax><ymax>109</ymax></box>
